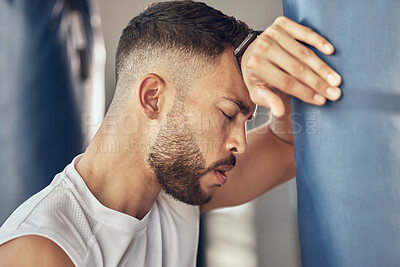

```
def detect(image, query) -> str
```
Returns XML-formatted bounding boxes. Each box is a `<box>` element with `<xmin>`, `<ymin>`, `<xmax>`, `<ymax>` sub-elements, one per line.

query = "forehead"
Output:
<box><xmin>191</xmin><ymin>49</ymin><xmax>256</xmax><ymax>110</ymax></box>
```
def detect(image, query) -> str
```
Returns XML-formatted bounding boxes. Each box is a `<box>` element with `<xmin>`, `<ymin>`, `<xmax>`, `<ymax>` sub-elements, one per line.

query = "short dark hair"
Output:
<box><xmin>115</xmin><ymin>1</ymin><xmax>252</xmax><ymax>81</ymax></box>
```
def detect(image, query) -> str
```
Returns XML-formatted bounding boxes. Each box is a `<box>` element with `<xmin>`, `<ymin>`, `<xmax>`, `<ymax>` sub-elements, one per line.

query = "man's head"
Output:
<box><xmin>109</xmin><ymin>1</ymin><xmax>256</xmax><ymax>205</ymax></box>
<box><xmin>113</xmin><ymin>1</ymin><xmax>251</xmax><ymax>109</ymax></box>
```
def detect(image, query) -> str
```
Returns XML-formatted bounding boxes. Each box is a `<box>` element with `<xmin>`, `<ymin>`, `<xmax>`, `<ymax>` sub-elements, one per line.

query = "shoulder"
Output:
<box><xmin>0</xmin><ymin>235</ymin><xmax>74</xmax><ymax>266</ymax></box>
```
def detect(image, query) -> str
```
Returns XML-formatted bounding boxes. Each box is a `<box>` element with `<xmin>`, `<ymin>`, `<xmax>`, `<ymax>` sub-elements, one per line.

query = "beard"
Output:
<box><xmin>147</xmin><ymin>103</ymin><xmax>235</xmax><ymax>206</ymax></box>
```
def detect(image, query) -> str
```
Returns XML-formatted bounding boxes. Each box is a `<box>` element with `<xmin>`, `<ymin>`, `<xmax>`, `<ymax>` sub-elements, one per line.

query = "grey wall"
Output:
<box><xmin>96</xmin><ymin>1</ymin><xmax>300</xmax><ymax>266</ymax></box>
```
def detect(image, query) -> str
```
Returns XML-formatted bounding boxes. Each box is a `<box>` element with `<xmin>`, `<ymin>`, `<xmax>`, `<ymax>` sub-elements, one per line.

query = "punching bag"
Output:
<box><xmin>0</xmin><ymin>0</ymin><xmax>105</xmax><ymax>224</ymax></box>
<box><xmin>283</xmin><ymin>1</ymin><xmax>400</xmax><ymax>266</ymax></box>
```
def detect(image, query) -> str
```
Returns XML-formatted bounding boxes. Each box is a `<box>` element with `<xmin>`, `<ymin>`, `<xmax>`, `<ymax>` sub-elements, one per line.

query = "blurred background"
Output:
<box><xmin>0</xmin><ymin>0</ymin><xmax>300</xmax><ymax>266</ymax></box>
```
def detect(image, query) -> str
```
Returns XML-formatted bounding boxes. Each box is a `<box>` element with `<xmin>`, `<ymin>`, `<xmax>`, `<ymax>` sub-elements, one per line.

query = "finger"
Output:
<box><xmin>258</xmin><ymin>34</ymin><xmax>341</xmax><ymax>100</ymax></box>
<box><xmin>244</xmin><ymin>56</ymin><xmax>326</xmax><ymax>106</ymax></box>
<box><xmin>272</xmin><ymin>16</ymin><xmax>335</xmax><ymax>55</ymax></box>
<box><xmin>264</xmin><ymin>25</ymin><xmax>342</xmax><ymax>88</ymax></box>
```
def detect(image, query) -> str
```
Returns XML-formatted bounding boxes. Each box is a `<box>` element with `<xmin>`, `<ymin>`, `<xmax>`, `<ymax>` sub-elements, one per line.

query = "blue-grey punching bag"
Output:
<box><xmin>282</xmin><ymin>1</ymin><xmax>400</xmax><ymax>266</ymax></box>
<box><xmin>0</xmin><ymin>0</ymin><xmax>105</xmax><ymax>224</ymax></box>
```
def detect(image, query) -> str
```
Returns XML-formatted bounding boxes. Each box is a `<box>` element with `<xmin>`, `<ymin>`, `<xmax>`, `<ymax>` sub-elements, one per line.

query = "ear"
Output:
<box><xmin>136</xmin><ymin>73</ymin><xmax>166</xmax><ymax>120</ymax></box>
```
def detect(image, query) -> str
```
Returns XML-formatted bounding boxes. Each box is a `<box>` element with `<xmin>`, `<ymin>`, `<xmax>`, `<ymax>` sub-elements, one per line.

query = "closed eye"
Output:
<box><xmin>222</xmin><ymin>112</ymin><xmax>234</xmax><ymax>121</ymax></box>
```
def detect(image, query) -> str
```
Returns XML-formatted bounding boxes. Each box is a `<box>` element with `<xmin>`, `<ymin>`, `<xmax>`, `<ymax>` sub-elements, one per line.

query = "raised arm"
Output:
<box><xmin>201</xmin><ymin>16</ymin><xmax>341</xmax><ymax>212</ymax></box>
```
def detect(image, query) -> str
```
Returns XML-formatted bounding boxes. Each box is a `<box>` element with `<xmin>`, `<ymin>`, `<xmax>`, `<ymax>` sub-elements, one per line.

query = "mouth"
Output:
<box><xmin>214</xmin><ymin>165</ymin><xmax>234</xmax><ymax>185</ymax></box>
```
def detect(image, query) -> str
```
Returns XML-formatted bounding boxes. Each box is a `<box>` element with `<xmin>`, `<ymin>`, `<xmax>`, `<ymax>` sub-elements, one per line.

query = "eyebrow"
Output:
<box><xmin>222</xmin><ymin>97</ymin><xmax>256</xmax><ymax>120</ymax></box>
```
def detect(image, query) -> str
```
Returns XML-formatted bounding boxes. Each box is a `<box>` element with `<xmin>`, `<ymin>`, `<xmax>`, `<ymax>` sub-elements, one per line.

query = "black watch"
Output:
<box><xmin>233</xmin><ymin>30</ymin><xmax>263</xmax><ymax>78</ymax></box>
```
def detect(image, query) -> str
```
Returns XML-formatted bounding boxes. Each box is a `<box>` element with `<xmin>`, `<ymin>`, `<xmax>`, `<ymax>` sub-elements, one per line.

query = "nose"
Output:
<box><xmin>225</xmin><ymin>124</ymin><xmax>248</xmax><ymax>154</ymax></box>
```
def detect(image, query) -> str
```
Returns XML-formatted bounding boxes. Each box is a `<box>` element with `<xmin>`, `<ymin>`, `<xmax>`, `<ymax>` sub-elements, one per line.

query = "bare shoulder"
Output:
<box><xmin>0</xmin><ymin>235</ymin><xmax>74</xmax><ymax>266</ymax></box>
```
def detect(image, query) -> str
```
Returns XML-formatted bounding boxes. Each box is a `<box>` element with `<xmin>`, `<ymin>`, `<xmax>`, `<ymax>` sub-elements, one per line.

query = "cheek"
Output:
<box><xmin>196</xmin><ymin>112</ymin><xmax>230</xmax><ymax>138</ymax></box>
<box><xmin>185</xmin><ymin>109</ymin><xmax>230</xmax><ymax>156</ymax></box>
<box><xmin>194</xmin><ymin>134</ymin><xmax>226</xmax><ymax>161</ymax></box>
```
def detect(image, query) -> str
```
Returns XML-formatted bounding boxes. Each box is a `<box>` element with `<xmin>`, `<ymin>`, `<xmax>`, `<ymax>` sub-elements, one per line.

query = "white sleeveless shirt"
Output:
<box><xmin>0</xmin><ymin>155</ymin><xmax>200</xmax><ymax>266</ymax></box>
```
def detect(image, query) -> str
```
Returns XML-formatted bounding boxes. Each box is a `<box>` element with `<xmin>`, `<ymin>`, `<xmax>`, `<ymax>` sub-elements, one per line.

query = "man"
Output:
<box><xmin>0</xmin><ymin>1</ymin><xmax>341</xmax><ymax>266</ymax></box>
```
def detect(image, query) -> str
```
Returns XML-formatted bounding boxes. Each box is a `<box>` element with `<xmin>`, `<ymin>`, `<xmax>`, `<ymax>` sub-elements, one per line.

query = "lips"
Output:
<box><xmin>216</xmin><ymin>165</ymin><xmax>234</xmax><ymax>172</ymax></box>
<box><xmin>214</xmin><ymin>165</ymin><xmax>234</xmax><ymax>185</ymax></box>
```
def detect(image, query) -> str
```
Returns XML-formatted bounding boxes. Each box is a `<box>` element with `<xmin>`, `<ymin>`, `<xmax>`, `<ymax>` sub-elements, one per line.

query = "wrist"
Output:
<box><xmin>269</xmin><ymin>114</ymin><xmax>294</xmax><ymax>144</ymax></box>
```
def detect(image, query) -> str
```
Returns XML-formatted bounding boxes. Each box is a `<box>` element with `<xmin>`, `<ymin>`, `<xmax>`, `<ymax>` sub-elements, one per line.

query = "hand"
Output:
<box><xmin>241</xmin><ymin>16</ymin><xmax>342</xmax><ymax>117</ymax></box>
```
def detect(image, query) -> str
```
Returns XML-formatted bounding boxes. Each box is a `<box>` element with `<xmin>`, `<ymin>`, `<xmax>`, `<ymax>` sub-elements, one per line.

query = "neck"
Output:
<box><xmin>76</xmin><ymin>127</ymin><xmax>161</xmax><ymax>220</ymax></box>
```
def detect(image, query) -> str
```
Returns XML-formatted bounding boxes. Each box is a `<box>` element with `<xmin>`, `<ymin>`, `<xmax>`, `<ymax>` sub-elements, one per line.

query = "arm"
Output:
<box><xmin>0</xmin><ymin>236</ymin><xmax>74</xmax><ymax>267</ymax></box>
<box><xmin>201</xmin><ymin>17</ymin><xmax>342</xmax><ymax>212</ymax></box>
